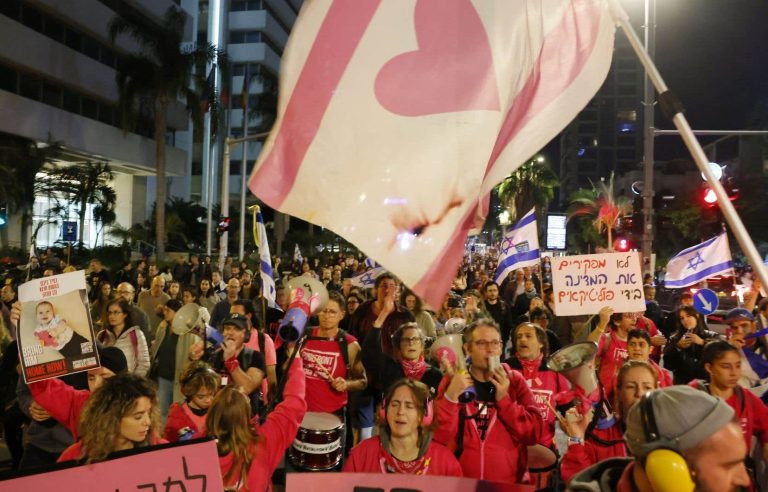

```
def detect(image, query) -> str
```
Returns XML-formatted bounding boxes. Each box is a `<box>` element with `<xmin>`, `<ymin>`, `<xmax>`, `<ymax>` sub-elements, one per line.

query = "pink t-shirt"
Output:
<box><xmin>244</xmin><ymin>329</ymin><xmax>277</xmax><ymax>400</ymax></box>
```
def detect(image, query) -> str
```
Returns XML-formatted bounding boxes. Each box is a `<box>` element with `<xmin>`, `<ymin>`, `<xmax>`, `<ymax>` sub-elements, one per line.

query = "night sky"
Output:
<box><xmin>627</xmin><ymin>0</ymin><xmax>768</xmax><ymax>159</ymax></box>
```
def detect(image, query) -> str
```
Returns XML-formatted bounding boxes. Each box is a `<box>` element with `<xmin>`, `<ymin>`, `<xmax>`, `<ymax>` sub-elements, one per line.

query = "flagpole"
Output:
<box><xmin>238</xmin><ymin>67</ymin><xmax>250</xmax><ymax>262</ymax></box>
<box><xmin>608</xmin><ymin>0</ymin><xmax>768</xmax><ymax>291</ymax></box>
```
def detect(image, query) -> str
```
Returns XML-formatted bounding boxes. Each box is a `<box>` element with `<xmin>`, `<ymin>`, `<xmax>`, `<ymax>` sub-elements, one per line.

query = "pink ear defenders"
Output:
<box><xmin>378</xmin><ymin>396</ymin><xmax>434</xmax><ymax>427</ymax></box>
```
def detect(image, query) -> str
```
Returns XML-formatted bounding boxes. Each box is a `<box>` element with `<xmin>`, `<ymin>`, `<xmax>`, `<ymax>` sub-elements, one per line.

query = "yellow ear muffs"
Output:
<box><xmin>644</xmin><ymin>449</ymin><xmax>695</xmax><ymax>492</ymax></box>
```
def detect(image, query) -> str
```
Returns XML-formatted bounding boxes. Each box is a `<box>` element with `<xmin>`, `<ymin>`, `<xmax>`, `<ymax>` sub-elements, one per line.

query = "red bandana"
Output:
<box><xmin>517</xmin><ymin>353</ymin><xmax>543</xmax><ymax>379</ymax></box>
<box><xmin>401</xmin><ymin>354</ymin><xmax>427</xmax><ymax>380</ymax></box>
<box><xmin>378</xmin><ymin>441</ymin><xmax>432</xmax><ymax>475</ymax></box>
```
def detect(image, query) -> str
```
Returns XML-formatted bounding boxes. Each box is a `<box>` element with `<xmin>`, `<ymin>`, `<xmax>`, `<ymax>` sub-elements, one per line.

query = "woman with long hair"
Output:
<box><xmin>400</xmin><ymin>289</ymin><xmax>437</xmax><ymax>339</ymax></box>
<box><xmin>57</xmin><ymin>373</ymin><xmax>165</xmax><ymax>463</ymax></box>
<box><xmin>344</xmin><ymin>379</ymin><xmax>461</xmax><ymax>475</ymax></box>
<box><xmin>164</xmin><ymin>362</ymin><xmax>220</xmax><ymax>442</ymax></box>
<box><xmin>663</xmin><ymin>305</ymin><xmax>720</xmax><ymax>384</ymax></box>
<box><xmin>198</xmin><ymin>278</ymin><xmax>218</xmax><ymax>316</ymax></box>
<box><xmin>98</xmin><ymin>298</ymin><xmax>150</xmax><ymax>376</ymax></box>
<box><xmin>559</xmin><ymin>360</ymin><xmax>659</xmax><ymax>483</ymax></box>
<box><xmin>90</xmin><ymin>281</ymin><xmax>116</xmax><ymax>327</ymax></box>
<box><xmin>207</xmin><ymin>357</ymin><xmax>306</xmax><ymax>491</ymax></box>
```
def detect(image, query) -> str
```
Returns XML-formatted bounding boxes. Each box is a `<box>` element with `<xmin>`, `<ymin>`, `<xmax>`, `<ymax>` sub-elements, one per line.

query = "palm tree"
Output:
<box><xmin>0</xmin><ymin>133</ymin><xmax>61</xmax><ymax>251</ymax></box>
<box><xmin>496</xmin><ymin>158</ymin><xmax>560</xmax><ymax>223</ymax></box>
<box><xmin>567</xmin><ymin>172</ymin><xmax>632</xmax><ymax>251</ymax></box>
<box><xmin>40</xmin><ymin>161</ymin><xmax>117</xmax><ymax>248</ymax></box>
<box><xmin>108</xmin><ymin>6</ymin><xmax>224</xmax><ymax>262</ymax></box>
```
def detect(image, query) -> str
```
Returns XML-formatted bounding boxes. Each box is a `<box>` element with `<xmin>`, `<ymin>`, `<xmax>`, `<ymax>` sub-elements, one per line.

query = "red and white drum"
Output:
<box><xmin>289</xmin><ymin>412</ymin><xmax>344</xmax><ymax>471</ymax></box>
<box><xmin>526</xmin><ymin>444</ymin><xmax>559</xmax><ymax>490</ymax></box>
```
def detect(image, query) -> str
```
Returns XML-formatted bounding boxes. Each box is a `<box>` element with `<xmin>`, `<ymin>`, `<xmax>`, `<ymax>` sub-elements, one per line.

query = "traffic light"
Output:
<box><xmin>0</xmin><ymin>205</ymin><xmax>7</xmax><ymax>228</ymax></box>
<box><xmin>614</xmin><ymin>236</ymin><xmax>632</xmax><ymax>252</ymax></box>
<box><xmin>702</xmin><ymin>187</ymin><xmax>717</xmax><ymax>207</ymax></box>
<box><xmin>216</xmin><ymin>216</ymin><xmax>230</xmax><ymax>236</ymax></box>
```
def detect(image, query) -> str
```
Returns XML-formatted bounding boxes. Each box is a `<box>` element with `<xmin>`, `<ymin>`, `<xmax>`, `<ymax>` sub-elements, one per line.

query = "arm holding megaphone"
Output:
<box><xmin>277</xmin><ymin>277</ymin><xmax>328</xmax><ymax>342</ymax></box>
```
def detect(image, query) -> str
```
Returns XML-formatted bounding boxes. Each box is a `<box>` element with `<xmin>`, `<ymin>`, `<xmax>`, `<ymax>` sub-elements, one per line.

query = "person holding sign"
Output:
<box><xmin>57</xmin><ymin>373</ymin><xmax>166</xmax><ymax>463</ymax></box>
<box><xmin>344</xmin><ymin>379</ymin><xmax>462</xmax><ymax>476</ymax></box>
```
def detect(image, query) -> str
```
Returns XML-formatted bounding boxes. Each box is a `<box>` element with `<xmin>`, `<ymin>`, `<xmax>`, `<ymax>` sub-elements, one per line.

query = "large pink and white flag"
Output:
<box><xmin>250</xmin><ymin>0</ymin><xmax>617</xmax><ymax>307</ymax></box>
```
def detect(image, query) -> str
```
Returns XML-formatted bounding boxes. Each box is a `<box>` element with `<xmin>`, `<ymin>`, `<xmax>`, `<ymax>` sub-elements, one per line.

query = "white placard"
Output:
<box><xmin>552</xmin><ymin>252</ymin><xmax>646</xmax><ymax>316</ymax></box>
<box><xmin>17</xmin><ymin>270</ymin><xmax>99</xmax><ymax>382</ymax></box>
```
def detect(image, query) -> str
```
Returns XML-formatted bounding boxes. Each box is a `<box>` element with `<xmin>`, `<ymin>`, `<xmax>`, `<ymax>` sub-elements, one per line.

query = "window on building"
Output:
<box><xmin>62</xmin><ymin>89</ymin><xmax>80</xmax><ymax>113</ymax></box>
<box><xmin>0</xmin><ymin>65</ymin><xmax>17</xmax><ymax>93</ymax></box>
<box><xmin>81</xmin><ymin>97</ymin><xmax>98</xmax><ymax>119</ymax></box>
<box><xmin>41</xmin><ymin>83</ymin><xmax>62</xmax><ymax>107</ymax></box>
<box><xmin>18</xmin><ymin>75</ymin><xmax>41</xmax><ymax>100</ymax></box>
<box><xmin>21</xmin><ymin>6</ymin><xmax>43</xmax><ymax>31</ymax></box>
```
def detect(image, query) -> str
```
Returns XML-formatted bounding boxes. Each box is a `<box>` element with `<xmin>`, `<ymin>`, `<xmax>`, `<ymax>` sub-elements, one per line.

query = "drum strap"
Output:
<box><xmin>306</xmin><ymin>329</ymin><xmax>351</xmax><ymax>373</ymax></box>
<box><xmin>454</xmin><ymin>405</ymin><xmax>467</xmax><ymax>459</ymax></box>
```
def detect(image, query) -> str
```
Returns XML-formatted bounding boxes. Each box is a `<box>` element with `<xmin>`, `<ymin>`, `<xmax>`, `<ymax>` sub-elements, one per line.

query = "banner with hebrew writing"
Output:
<box><xmin>0</xmin><ymin>440</ymin><xmax>223</xmax><ymax>492</ymax></box>
<box><xmin>551</xmin><ymin>252</ymin><xmax>646</xmax><ymax>316</ymax></box>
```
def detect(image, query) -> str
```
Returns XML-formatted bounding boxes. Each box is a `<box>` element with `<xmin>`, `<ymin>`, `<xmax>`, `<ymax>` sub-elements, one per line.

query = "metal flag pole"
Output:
<box><xmin>608</xmin><ymin>0</ymin><xmax>768</xmax><ymax>290</ymax></box>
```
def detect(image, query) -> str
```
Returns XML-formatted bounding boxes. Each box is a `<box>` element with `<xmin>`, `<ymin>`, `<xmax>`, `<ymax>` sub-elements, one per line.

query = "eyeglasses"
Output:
<box><xmin>319</xmin><ymin>309</ymin><xmax>342</xmax><ymax>316</ymax></box>
<box><xmin>107</xmin><ymin>310</ymin><xmax>124</xmax><ymax>316</ymax></box>
<box><xmin>472</xmin><ymin>339</ymin><xmax>502</xmax><ymax>349</ymax></box>
<box><xmin>400</xmin><ymin>336</ymin><xmax>422</xmax><ymax>345</ymax></box>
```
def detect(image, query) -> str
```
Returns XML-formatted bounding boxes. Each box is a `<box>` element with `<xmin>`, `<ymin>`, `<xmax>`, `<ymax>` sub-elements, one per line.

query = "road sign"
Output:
<box><xmin>62</xmin><ymin>221</ymin><xmax>77</xmax><ymax>242</ymax></box>
<box><xmin>693</xmin><ymin>288</ymin><xmax>719</xmax><ymax>315</ymax></box>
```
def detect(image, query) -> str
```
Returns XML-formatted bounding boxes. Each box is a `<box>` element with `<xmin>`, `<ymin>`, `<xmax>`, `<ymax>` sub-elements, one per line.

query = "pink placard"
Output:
<box><xmin>286</xmin><ymin>472</ymin><xmax>534</xmax><ymax>491</ymax></box>
<box><xmin>0</xmin><ymin>440</ymin><xmax>223</xmax><ymax>492</ymax></box>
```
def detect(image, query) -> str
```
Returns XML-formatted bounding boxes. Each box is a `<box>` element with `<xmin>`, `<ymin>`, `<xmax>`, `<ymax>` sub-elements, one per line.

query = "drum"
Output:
<box><xmin>527</xmin><ymin>444</ymin><xmax>558</xmax><ymax>472</ymax></box>
<box><xmin>289</xmin><ymin>412</ymin><xmax>344</xmax><ymax>470</ymax></box>
<box><xmin>527</xmin><ymin>444</ymin><xmax>559</xmax><ymax>490</ymax></box>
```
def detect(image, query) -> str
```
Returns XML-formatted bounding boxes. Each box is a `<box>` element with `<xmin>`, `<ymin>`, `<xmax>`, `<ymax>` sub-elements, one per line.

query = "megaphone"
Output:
<box><xmin>278</xmin><ymin>276</ymin><xmax>329</xmax><ymax>342</ymax></box>
<box><xmin>547</xmin><ymin>342</ymin><xmax>599</xmax><ymax>396</ymax></box>
<box><xmin>443</xmin><ymin>317</ymin><xmax>466</xmax><ymax>334</ymax></box>
<box><xmin>429</xmin><ymin>333</ymin><xmax>476</xmax><ymax>403</ymax></box>
<box><xmin>171</xmin><ymin>303</ymin><xmax>223</xmax><ymax>352</ymax></box>
<box><xmin>171</xmin><ymin>304</ymin><xmax>202</xmax><ymax>335</ymax></box>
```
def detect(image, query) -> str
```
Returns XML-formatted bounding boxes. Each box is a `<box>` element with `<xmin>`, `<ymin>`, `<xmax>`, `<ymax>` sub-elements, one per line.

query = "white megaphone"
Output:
<box><xmin>171</xmin><ymin>304</ymin><xmax>202</xmax><ymax>335</ymax></box>
<box><xmin>278</xmin><ymin>276</ymin><xmax>329</xmax><ymax>342</ymax></box>
<box><xmin>429</xmin><ymin>333</ymin><xmax>476</xmax><ymax>403</ymax></box>
<box><xmin>547</xmin><ymin>342</ymin><xmax>599</xmax><ymax>396</ymax></box>
<box><xmin>443</xmin><ymin>317</ymin><xmax>466</xmax><ymax>334</ymax></box>
<box><xmin>171</xmin><ymin>303</ymin><xmax>223</xmax><ymax>348</ymax></box>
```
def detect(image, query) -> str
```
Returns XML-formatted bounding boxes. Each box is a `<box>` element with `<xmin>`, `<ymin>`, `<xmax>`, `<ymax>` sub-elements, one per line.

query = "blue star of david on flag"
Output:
<box><xmin>351</xmin><ymin>266</ymin><xmax>386</xmax><ymax>289</ymax></box>
<box><xmin>687</xmin><ymin>252</ymin><xmax>705</xmax><ymax>271</ymax></box>
<box><xmin>665</xmin><ymin>232</ymin><xmax>733</xmax><ymax>289</ymax></box>
<box><xmin>493</xmin><ymin>209</ymin><xmax>540</xmax><ymax>283</ymax></box>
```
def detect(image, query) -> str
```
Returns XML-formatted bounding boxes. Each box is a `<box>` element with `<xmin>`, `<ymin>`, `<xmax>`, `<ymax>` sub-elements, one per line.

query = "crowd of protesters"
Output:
<box><xmin>0</xmin><ymin>247</ymin><xmax>765</xmax><ymax>492</ymax></box>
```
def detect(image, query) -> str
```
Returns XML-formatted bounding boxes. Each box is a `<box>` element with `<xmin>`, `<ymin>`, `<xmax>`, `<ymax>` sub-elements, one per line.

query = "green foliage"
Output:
<box><xmin>496</xmin><ymin>159</ymin><xmax>559</xmax><ymax>223</ymax></box>
<box><xmin>567</xmin><ymin>172</ymin><xmax>632</xmax><ymax>251</ymax></box>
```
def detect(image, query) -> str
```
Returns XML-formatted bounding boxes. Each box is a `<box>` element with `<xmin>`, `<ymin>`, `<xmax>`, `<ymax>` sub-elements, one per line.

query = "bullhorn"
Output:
<box><xmin>547</xmin><ymin>342</ymin><xmax>599</xmax><ymax>395</ymax></box>
<box><xmin>171</xmin><ymin>303</ymin><xmax>203</xmax><ymax>335</ymax></box>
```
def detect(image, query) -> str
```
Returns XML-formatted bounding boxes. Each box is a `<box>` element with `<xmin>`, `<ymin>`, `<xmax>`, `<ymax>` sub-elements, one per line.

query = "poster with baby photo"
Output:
<box><xmin>18</xmin><ymin>270</ymin><xmax>100</xmax><ymax>383</ymax></box>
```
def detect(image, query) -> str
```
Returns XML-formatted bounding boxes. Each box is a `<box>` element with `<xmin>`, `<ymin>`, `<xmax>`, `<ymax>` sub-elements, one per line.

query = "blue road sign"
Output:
<box><xmin>63</xmin><ymin>221</ymin><xmax>77</xmax><ymax>242</ymax></box>
<box><xmin>693</xmin><ymin>288</ymin><xmax>719</xmax><ymax>316</ymax></box>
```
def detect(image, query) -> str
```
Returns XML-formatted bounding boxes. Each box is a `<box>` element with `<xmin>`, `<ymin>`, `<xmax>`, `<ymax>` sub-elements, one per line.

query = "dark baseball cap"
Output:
<box><xmin>725</xmin><ymin>307</ymin><xmax>754</xmax><ymax>323</ymax></box>
<box><xmin>221</xmin><ymin>313</ymin><xmax>248</xmax><ymax>330</ymax></box>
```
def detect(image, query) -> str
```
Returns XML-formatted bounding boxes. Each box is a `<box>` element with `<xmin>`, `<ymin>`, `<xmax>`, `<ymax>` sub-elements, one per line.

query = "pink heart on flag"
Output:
<box><xmin>375</xmin><ymin>0</ymin><xmax>500</xmax><ymax>116</ymax></box>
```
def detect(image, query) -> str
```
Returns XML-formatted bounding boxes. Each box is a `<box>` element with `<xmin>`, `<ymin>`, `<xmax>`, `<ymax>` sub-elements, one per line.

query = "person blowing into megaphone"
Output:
<box><xmin>432</xmin><ymin>317</ymin><xmax>544</xmax><ymax>485</ymax></box>
<box><xmin>568</xmin><ymin>385</ymin><xmax>751</xmax><ymax>492</ymax></box>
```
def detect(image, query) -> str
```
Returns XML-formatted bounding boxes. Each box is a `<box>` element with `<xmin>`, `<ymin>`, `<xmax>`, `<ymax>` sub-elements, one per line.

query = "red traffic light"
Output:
<box><xmin>614</xmin><ymin>236</ymin><xmax>631</xmax><ymax>252</ymax></box>
<box><xmin>703</xmin><ymin>188</ymin><xmax>717</xmax><ymax>205</ymax></box>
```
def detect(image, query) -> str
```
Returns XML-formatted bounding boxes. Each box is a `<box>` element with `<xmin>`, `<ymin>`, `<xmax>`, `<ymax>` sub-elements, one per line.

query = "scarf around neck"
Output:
<box><xmin>401</xmin><ymin>354</ymin><xmax>427</xmax><ymax>380</ymax></box>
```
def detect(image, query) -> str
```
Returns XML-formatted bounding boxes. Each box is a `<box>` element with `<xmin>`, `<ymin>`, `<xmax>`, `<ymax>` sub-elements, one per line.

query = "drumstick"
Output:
<box><xmin>546</xmin><ymin>400</ymin><xmax>567</xmax><ymax>427</ymax></box>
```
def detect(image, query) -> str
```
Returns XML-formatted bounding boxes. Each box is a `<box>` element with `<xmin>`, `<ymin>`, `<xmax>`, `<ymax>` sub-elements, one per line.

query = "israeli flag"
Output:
<box><xmin>364</xmin><ymin>257</ymin><xmax>376</xmax><ymax>268</ymax></box>
<box><xmin>664</xmin><ymin>232</ymin><xmax>733</xmax><ymax>289</ymax></box>
<box><xmin>351</xmin><ymin>266</ymin><xmax>386</xmax><ymax>289</ymax></box>
<box><xmin>493</xmin><ymin>208</ymin><xmax>540</xmax><ymax>283</ymax></box>
<box><xmin>255</xmin><ymin>210</ymin><xmax>277</xmax><ymax>308</ymax></box>
<box><xmin>294</xmin><ymin>243</ymin><xmax>303</xmax><ymax>264</ymax></box>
